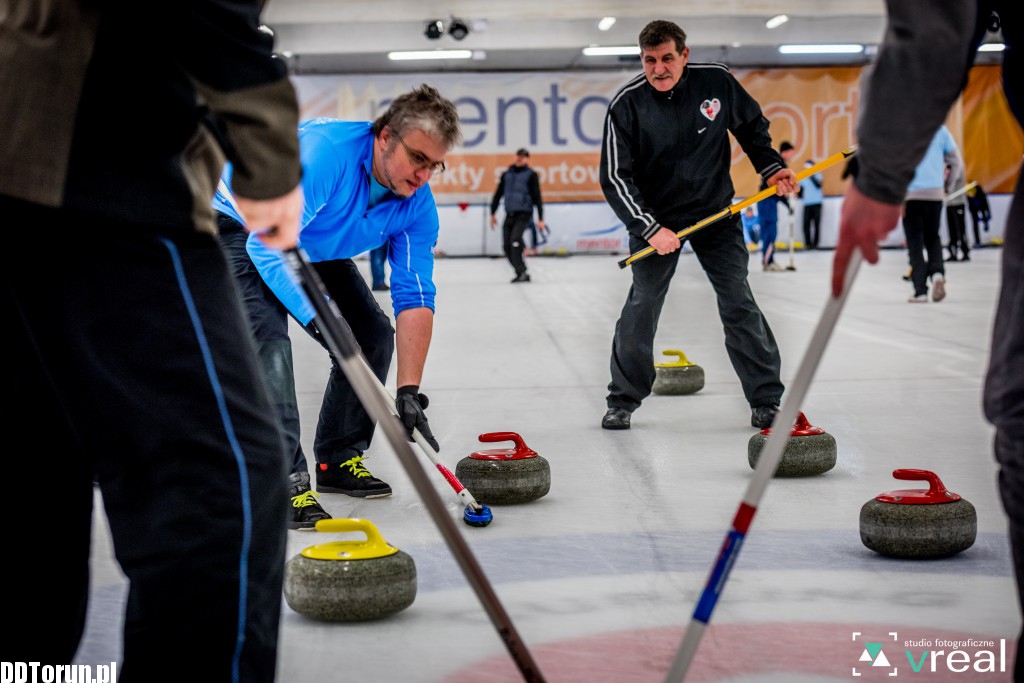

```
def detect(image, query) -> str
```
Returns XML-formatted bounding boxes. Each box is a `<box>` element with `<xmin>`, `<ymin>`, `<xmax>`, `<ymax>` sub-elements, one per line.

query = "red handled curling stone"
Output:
<box><xmin>284</xmin><ymin>518</ymin><xmax>416</xmax><ymax>621</ymax></box>
<box><xmin>651</xmin><ymin>349</ymin><xmax>705</xmax><ymax>396</ymax></box>
<box><xmin>455</xmin><ymin>432</ymin><xmax>550</xmax><ymax>505</ymax></box>
<box><xmin>747</xmin><ymin>412</ymin><xmax>837</xmax><ymax>477</ymax></box>
<box><xmin>860</xmin><ymin>469</ymin><xmax>977</xmax><ymax>559</ymax></box>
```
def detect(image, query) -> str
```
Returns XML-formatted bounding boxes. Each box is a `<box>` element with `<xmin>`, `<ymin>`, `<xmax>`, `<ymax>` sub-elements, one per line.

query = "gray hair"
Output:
<box><xmin>372</xmin><ymin>84</ymin><xmax>462</xmax><ymax>149</ymax></box>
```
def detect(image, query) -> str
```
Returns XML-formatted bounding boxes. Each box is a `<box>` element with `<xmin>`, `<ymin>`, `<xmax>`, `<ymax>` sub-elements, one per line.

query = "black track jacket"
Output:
<box><xmin>601</xmin><ymin>64</ymin><xmax>784</xmax><ymax>241</ymax></box>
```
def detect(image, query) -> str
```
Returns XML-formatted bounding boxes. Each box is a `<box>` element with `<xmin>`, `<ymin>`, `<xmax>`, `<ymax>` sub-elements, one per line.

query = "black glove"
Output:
<box><xmin>395</xmin><ymin>385</ymin><xmax>439</xmax><ymax>452</ymax></box>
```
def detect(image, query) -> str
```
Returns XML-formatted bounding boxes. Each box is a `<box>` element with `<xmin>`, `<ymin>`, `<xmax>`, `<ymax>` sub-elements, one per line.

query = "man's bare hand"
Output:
<box><xmin>648</xmin><ymin>227</ymin><xmax>681</xmax><ymax>255</ymax></box>
<box><xmin>235</xmin><ymin>185</ymin><xmax>303</xmax><ymax>249</ymax></box>
<box><xmin>832</xmin><ymin>182</ymin><xmax>902</xmax><ymax>297</ymax></box>
<box><xmin>768</xmin><ymin>168</ymin><xmax>798</xmax><ymax>196</ymax></box>
<box><xmin>489</xmin><ymin>215</ymin><xmax>498</xmax><ymax>229</ymax></box>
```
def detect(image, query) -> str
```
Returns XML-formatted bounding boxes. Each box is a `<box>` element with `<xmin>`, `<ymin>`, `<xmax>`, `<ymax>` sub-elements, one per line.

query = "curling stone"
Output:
<box><xmin>455</xmin><ymin>432</ymin><xmax>550</xmax><ymax>505</ymax></box>
<box><xmin>860</xmin><ymin>469</ymin><xmax>976</xmax><ymax>559</ymax></box>
<box><xmin>747</xmin><ymin>412</ymin><xmax>837</xmax><ymax>477</ymax></box>
<box><xmin>283</xmin><ymin>518</ymin><xmax>416</xmax><ymax>621</ymax></box>
<box><xmin>651</xmin><ymin>349</ymin><xmax>705</xmax><ymax>395</ymax></box>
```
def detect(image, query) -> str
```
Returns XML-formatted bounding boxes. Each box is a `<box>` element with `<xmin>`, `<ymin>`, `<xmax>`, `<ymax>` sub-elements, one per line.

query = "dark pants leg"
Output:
<box><xmin>369</xmin><ymin>242</ymin><xmax>389</xmax><ymax>288</ymax></box>
<box><xmin>502</xmin><ymin>212</ymin><xmax>532</xmax><ymax>276</ymax></box>
<box><xmin>758</xmin><ymin>199</ymin><xmax>778</xmax><ymax>264</ymax></box>
<box><xmin>217</xmin><ymin>214</ymin><xmax>307</xmax><ymax>476</ymax></box>
<box><xmin>903</xmin><ymin>200</ymin><xmax>944</xmax><ymax>297</ymax></box>
<box><xmin>691</xmin><ymin>217</ymin><xmax>785</xmax><ymax>406</ymax></box>
<box><xmin>3</xmin><ymin>197</ymin><xmax>288</xmax><ymax>680</ymax></box>
<box><xmin>803</xmin><ymin>203</ymin><xmax>821</xmax><ymax>249</ymax></box>
<box><xmin>970</xmin><ymin>210</ymin><xmax>984</xmax><ymax>245</ymax></box>
<box><xmin>983</xmin><ymin>170</ymin><xmax>1024</xmax><ymax>678</ymax></box>
<box><xmin>947</xmin><ymin>204</ymin><xmax>968</xmax><ymax>258</ymax></box>
<box><xmin>305</xmin><ymin>259</ymin><xmax>395</xmax><ymax>464</ymax></box>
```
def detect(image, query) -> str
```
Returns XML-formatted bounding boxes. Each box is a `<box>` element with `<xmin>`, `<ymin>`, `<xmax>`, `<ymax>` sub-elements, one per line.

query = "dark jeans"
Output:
<box><xmin>607</xmin><ymin>215</ymin><xmax>784</xmax><ymax>412</ymax></box>
<box><xmin>369</xmin><ymin>241</ymin><xmax>388</xmax><ymax>288</ymax></box>
<box><xmin>946</xmin><ymin>204</ymin><xmax>969</xmax><ymax>258</ymax></box>
<box><xmin>902</xmin><ymin>200</ymin><xmax>945</xmax><ymax>296</ymax></box>
<box><xmin>758</xmin><ymin>198</ymin><xmax>778</xmax><ymax>264</ymax></box>
<box><xmin>5</xmin><ymin>196</ymin><xmax>288</xmax><ymax>680</ymax></box>
<box><xmin>304</xmin><ymin>259</ymin><xmax>395</xmax><ymax>464</ymax></box>
<box><xmin>502</xmin><ymin>211</ymin><xmax>532</xmax><ymax>275</ymax></box>
<box><xmin>802</xmin><ymin>203</ymin><xmax>822</xmax><ymax>249</ymax></box>
<box><xmin>218</xmin><ymin>215</ymin><xmax>308</xmax><ymax>475</ymax></box>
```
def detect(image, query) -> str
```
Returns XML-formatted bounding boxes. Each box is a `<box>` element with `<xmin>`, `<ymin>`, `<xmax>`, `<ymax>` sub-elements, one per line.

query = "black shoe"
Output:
<box><xmin>751</xmin><ymin>404</ymin><xmax>780</xmax><ymax>429</ymax></box>
<box><xmin>316</xmin><ymin>455</ymin><xmax>393</xmax><ymax>498</ymax></box>
<box><xmin>372</xmin><ymin>283</ymin><xmax>390</xmax><ymax>291</ymax></box>
<box><xmin>511</xmin><ymin>272</ymin><xmax>531</xmax><ymax>283</ymax></box>
<box><xmin>288</xmin><ymin>472</ymin><xmax>331</xmax><ymax>530</ymax></box>
<box><xmin>945</xmin><ymin>255</ymin><xmax>958</xmax><ymax>263</ymax></box>
<box><xmin>601</xmin><ymin>407</ymin><xmax>631</xmax><ymax>430</ymax></box>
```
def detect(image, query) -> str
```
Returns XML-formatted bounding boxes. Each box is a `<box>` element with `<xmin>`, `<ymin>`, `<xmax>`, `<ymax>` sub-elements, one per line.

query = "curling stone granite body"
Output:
<box><xmin>860</xmin><ymin>469</ymin><xmax>977</xmax><ymax>559</ymax></box>
<box><xmin>747</xmin><ymin>412</ymin><xmax>837</xmax><ymax>477</ymax></box>
<box><xmin>456</xmin><ymin>432</ymin><xmax>550</xmax><ymax>505</ymax></box>
<box><xmin>284</xmin><ymin>519</ymin><xmax>416</xmax><ymax>621</ymax></box>
<box><xmin>651</xmin><ymin>350</ymin><xmax>705</xmax><ymax>396</ymax></box>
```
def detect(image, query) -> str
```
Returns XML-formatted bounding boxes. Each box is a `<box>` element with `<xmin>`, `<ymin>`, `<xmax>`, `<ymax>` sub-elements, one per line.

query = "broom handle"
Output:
<box><xmin>282</xmin><ymin>248</ymin><xmax>545</xmax><ymax>683</ymax></box>
<box><xmin>618</xmin><ymin>145</ymin><xmax>857</xmax><ymax>269</ymax></box>
<box><xmin>664</xmin><ymin>250</ymin><xmax>863</xmax><ymax>682</ymax></box>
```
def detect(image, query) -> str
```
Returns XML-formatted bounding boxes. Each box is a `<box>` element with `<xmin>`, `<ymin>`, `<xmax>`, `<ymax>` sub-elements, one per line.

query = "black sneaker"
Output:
<box><xmin>751</xmin><ymin>404</ymin><xmax>780</xmax><ymax>429</ymax></box>
<box><xmin>288</xmin><ymin>472</ymin><xmax>331</xmax><ymax>531</ymax></box>
<box><xmin>601</xmin><ymin>407</ymin><xmax>631</xmax><ymax>430</ymax></box>
<box><xmin>316</xmin><ymin>455</ymin><xmax>392</xmax><ymax>498</ymax></box>
<box><xmin>511</xmin><ymin>272</ymin><xmax>531</xmax><ymax>283</ymax></box>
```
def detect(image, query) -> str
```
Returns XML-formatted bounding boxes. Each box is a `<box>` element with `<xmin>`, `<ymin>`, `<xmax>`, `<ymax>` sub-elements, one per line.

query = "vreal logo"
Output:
<box><xmin>852</xmin><ymin>631</ymin><xmax>1008</xmax><ymax>677</ymax></box>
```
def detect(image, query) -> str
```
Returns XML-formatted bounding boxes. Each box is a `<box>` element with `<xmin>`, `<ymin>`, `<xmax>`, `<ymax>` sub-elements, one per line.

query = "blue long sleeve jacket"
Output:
<box><xmin>213</xmin><ymin>119</ymin><xmax>439</xmax><ymax>324</ymax></box>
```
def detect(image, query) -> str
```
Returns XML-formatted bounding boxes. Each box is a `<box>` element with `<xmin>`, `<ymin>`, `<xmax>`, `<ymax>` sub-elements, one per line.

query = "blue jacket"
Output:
<box><xmin>798</xmin><ymin>167</ymin><xmax>823</xmax><ymax>206</ymax></box>
<box><xmin>214</xmin><ymin>119</ymin><xmax>439</xmax><ymax>324</ymax></box>
<box><xmin>905</xmin><ymin>125</ymin><xmax>960</xmax><ymax>198</ymax></box>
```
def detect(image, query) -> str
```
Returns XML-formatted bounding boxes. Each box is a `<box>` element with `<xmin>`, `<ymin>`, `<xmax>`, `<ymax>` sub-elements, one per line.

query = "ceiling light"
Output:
<box><xmin>978</xmin><ymin>42</ymin><xmax>1005</xmax><ymax>52</ymax></box>
<box><xmin>778</xmin><ymin>44</ymin><xmax>864</xmax><ymax>54</ymax></box>
<box><xmin>448</xmin><ymin>17</ymin><xmax>470</xmax><ymax>40</ymax></box>
<box><xmin>582</xmin><ymin>46</ymin><xmax>640</xmax><ymax>57</ymax></box>
<box><xmin>765</xmin><ymin>14</ymin><xmax>789</xmax><ymax>29</ymax></box>
<box><xmin>388</xmin><ymin>49</ymin><xmax>473</xmax><ymax>61</ymax></box>
<box><xmin>598</xmin><ymin>17</ymin><xmax>616</xmax><ymax>31</ymax></box>
<box><xmin>424</xmin><ymin>19</ymin><xmax>444</xmax><ymax>40</ymax></box>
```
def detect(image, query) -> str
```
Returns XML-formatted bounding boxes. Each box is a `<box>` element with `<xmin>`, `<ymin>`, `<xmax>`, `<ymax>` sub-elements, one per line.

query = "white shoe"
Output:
<box><xmin>932</xmin><ymin>273</ymin><xmax>946</xmax><ymax>302</ymax></box>
<box><xmin>908</xmin><ymin>294</ymin><xmax>928</xmax><ymax>303</ymax></box>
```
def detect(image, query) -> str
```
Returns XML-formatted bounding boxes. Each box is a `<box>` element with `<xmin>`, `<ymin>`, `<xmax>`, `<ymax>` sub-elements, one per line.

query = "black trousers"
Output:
<box><xmin>802</xmin><ymin>203</ymin><xmax>822</xmax><ymax>249</ymax></box>
<box><xmin>502</xmin><ymin>211</ymin><xmax>532</xmax><ymax>276</ymax></box>
<box><xmin>902</xmin><ymin>200</ymin><xmax>945</xmax><ymax>297</ymax></box>
<box><xmin>946</xmin><ymin>204</ymin><xmax>969</xmax><ymax>258</ymax></box>
<box><xmin>3</xmin><ymin>196</ymin><xmax>288</xmax><ymax>681</ymax></box>
<box><xmin>607</xmin><ymin>215</ymin><xmax>784</xmax><ymax>412</ymax></box>
<box><xmin>983</xmin><ymin>171</ymin><xmax>1024</xmax><ymax>680</ymax></box>
<box><xmin>218</xmin><ymin>215</ymin><xmax>308</xmax><ymax>475</ymax></box>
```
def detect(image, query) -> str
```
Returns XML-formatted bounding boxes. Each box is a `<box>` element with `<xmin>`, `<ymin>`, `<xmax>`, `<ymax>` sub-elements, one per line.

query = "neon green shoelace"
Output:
<box><xmin>291</xmin><ymin>490</ymin><xmax>322</xmax><ymax>508</ymax></box>
<box><xmin>341</xmin><ymin>455</ymin><xmax>372</xmax><ymax>479</ymax></box>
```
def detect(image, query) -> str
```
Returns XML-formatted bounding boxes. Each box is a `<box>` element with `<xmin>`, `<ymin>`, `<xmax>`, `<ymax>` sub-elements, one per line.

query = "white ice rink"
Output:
<box><xmin>79</xmin><ymin>245</ymin><xmax>1017</xmax><ymax>682</ymax></box>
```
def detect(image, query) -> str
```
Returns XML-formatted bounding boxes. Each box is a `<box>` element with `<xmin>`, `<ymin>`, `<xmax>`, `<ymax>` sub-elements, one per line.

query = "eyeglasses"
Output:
<box><xmin>394</xmin><ymin>132</ymin><xmax>446</xmax><ymax>175</ymax></box>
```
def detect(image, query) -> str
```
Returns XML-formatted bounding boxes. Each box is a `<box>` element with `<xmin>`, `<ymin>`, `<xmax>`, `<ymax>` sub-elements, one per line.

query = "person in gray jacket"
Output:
<box><xmin>599</xmin><ymin>19</ymin><xmax>796</xmax><ymax>431</ymax></box>
<box><xmin>0</xmin><ymin>1</ymin><xmax>301</xmax><ymax>676</ymax></box>
<box><xmin>832</xmin><ymin>1</ymin><xmax>1020</xmax><ymax>676</ymax></box>
<box><xmin>491</xmin><ymin>148</ymin><xmax>546</xmax><ymax>282</ymax></box>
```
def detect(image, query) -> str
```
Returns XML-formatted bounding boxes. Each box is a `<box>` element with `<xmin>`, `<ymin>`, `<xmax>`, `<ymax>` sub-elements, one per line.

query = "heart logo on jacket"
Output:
<box><xmin>700</xmin><ymin>98</ymin><xmax>721</xmax><ymax>121</ymax></box>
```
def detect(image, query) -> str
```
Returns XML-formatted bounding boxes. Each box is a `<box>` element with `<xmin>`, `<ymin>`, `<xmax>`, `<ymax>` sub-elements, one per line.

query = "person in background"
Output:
<box><xmin>214</xmin><ymin>85</ymin><xmax>460</xmax><ymax>506</ymax></box>
<box><xmin>490</xmin><ymin>148</ymin><xmax>545</xmax><ymax>283</ymax></box>
<box><xmin>902</xmin><ymin>124</ymin><xmax>960</xmax><ymax>303</ymax></box>
<box><xmin>831</xmin><ymin>2</ymin><xmax>1019</xmax><ymax>675</ymax></box>
<box><xmin>1</xmin><ymin>1</ymin><xmax>302</xmax><ymax>676</ymax></box>
<box><xmin>967</xmin><ymin>180</ymin><xmax>992</xmax><ymax>247</ymax></box>
<box><xmin>599</xmin><ymin>19</ymin><xmax>796</xmax><ymax>432</ymax></box>
<box><xmin>757</xmin><ymin>140</ymin><xmax>797</xmax><ymax>270</ymax></box>
<box><xmin>369</xmin><ymin>241</ymin><xmax>390</xmax><ymax>290</ymax></box>
<box><xmin>798</xmin><ymin>159</ymin><xmax>824</xmax><ymax>249</ymax></box>
<box><xmin>741</xmin><ymin>206</ymin><xmax>761</xmax><ymax>250</ymax></box>
<box><xmin>945</xmin><ymin>160</ymin><xmax>970</xmax><ymax>262</ymax></box>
